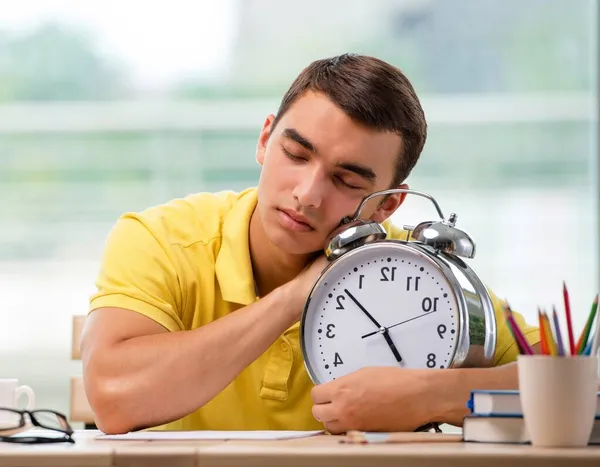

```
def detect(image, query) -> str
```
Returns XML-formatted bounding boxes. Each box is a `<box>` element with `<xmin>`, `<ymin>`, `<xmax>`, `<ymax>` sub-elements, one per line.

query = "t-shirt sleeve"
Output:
<box><xmin>490</xmin><ymin>289</ymin><xmax>540</xmax><ymax>365</ymax></box>
<box><xmin>89</xmin><ymin>214</ymin><xmax>184</xmax><ymax>332</ymax></box>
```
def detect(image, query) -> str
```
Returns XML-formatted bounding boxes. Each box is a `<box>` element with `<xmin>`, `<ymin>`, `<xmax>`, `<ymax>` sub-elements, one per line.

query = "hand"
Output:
<box><xmin>311</xmin><ymin>367</ymin><xmax>444</xmax><ymax>434</ymax></box>
<box><xmin>283</xmin><ymin>255</ymin><xmax>331</xmax><ymax>321</ymax></box>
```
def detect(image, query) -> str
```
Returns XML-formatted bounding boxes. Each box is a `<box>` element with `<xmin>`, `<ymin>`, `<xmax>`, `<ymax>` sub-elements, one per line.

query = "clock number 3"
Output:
<box><xmin>326</xmin><ymin>324</ymin><xmax>336</xmax><ymax>338</ymax></box>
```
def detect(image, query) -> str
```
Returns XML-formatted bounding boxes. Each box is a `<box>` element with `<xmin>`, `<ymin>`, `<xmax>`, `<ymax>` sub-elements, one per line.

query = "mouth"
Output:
<box><xmin>277</xmin><ymin>208</ymin><xmax>315</xmax><ymax>233</ymax></box>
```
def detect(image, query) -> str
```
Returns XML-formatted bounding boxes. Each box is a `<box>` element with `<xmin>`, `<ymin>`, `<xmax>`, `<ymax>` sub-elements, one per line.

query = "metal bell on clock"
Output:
<box><xmin>325</xmin><ymin>187</ymin><xmax>476</xmax><ymax>261</ymax></box>
<box><xmin>409</xmin><ymin>213</ymin><xmax>476</xmax><ymax>259</ymax></box>
<box><xmin>325</xmin><ymin>219</ymin><xmax>387</xmax><ymax>261</ymax></box>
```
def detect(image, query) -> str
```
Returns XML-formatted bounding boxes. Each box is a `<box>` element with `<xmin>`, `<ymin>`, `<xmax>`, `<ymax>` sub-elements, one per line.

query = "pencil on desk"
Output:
<box><xmin>342</xmin><ymin>431</ymin><xmax>462</xmax><ymax>444</ymax></box>
<box><xmin>563</xmin><ymin>281</ymin><xmax>576</xmax><ymax>355</ymax></box>
<box><xmin>576</xmin><ymin>295</ymin><xmax>598</xmax><ymax>355</ymax></box>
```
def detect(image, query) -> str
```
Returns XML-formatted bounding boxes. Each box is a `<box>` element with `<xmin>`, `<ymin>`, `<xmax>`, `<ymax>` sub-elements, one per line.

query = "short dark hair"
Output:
<box><xmin>271</xmin><ymin>53</ymin><xmax>427</xmax><ymax>186</ymax></box>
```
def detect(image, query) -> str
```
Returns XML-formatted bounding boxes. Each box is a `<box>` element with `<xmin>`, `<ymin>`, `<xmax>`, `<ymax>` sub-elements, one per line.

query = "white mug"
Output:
<box><xmin>518</xmin><ymin>356</ymin><xmax>598</xmax><ymax>447</ymax></box>
<box><xmin>0</xmin><ymin>379</ymin><xmax>35</xmax><ymax>429</ymax></box>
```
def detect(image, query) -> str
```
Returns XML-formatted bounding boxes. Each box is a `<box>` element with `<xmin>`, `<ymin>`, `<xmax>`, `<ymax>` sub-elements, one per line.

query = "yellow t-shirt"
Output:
<box><xmin>89</xmin><ymin>187</ymin><xmax>539</xmax><ymax>430</ymax></box>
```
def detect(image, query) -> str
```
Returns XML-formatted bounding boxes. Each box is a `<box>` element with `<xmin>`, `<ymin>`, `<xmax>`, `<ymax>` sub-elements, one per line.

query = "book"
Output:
<box><xmin>467</xmin><ymin>390</ymin><xmax>600</xmax><ymax>417</ymax></box>
<box><xmin>463</xmin><ymin>416</ymin><xmax>600</xmax><ymax>444</ymax></box>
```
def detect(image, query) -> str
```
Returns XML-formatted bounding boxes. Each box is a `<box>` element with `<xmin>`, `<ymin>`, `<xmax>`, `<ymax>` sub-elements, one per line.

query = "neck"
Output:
<box><xmin>249</xmin><ymin>208</ymin><xmax>315</xmax><ymax>298</ymax></box>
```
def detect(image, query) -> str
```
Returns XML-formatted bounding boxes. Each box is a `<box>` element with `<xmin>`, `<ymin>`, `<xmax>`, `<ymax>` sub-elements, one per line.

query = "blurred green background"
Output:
<box><xmin>0</xmin><ymin>0</ymin><xmax>597</xmax><ymax>424</ymax></box>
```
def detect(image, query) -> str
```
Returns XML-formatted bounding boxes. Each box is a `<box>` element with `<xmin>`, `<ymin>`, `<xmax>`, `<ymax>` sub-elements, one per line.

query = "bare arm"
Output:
<box><xmin>82</xmin><ymin>284</ymin><xmax>300</xmax><ymax>434</ymax></box>
<box><xmin>434</xmin><ymin>342</ymin><xmax>542</xmax><ymax>426</ymax></box>
<box><xmin>81</xmin><ymin>257</ymin><xmax>328</xmax><ymax>435</ymax></box>
<box><xmin>310</xmin><ymin>343</ymin><xmax>543</xmax><ymax>433</ymax></box>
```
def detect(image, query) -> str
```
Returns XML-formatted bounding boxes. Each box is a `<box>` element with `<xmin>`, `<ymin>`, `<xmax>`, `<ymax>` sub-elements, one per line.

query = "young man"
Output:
<box><xmin>81</xmin><ymin>54</ymin><xmax>540</xmax><ymax>435</ymax></box>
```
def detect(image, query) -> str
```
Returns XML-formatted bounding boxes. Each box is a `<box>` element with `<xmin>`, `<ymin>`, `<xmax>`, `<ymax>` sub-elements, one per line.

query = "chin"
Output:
<box><xmin>269</xmin><ymin>229</ymin><xmax>324</xmax><ymax>255</ymax></box>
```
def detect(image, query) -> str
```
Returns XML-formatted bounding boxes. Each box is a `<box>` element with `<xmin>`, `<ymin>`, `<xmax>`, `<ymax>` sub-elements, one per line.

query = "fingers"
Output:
<box><xmin>312</xmin><ymin>402</ymin><xmax>337</xmax><ymax>424</ymax></box>
<box><xmin>322</xmin><ymin>420</ymin><xmax>346</xmax><ymax>435</ymax></box>
<box><xmin>310</xmin><ymin>383</ymin><xmax>333</xmax><ymax>405</ymax></box>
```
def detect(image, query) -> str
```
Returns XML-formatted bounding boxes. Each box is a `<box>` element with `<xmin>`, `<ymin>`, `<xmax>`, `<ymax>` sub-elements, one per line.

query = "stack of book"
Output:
<box><xmin>463</xmin><ymin>389</ymin><xmax>600</xmax><ymax>444</ymax></box>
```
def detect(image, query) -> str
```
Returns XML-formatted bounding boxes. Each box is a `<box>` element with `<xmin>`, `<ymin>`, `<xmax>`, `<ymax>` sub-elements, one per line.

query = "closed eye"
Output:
<box><xmin>335</xmin><ymin>175</ymin><xmax>362</xmax><ymax>190</ymax></box>
<box><xmin>282</xmin><ymin>144</ymin><xmax>362</xmax><ymax>190</ymax></box>
<box><xmin>281</xmin><ymin>146</ymin><xmax>306</xmax><ymax>162</ymax></box>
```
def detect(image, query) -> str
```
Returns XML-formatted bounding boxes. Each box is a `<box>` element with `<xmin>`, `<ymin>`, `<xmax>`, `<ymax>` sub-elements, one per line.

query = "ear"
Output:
<box><xmin>256</xmin><ymin>114</ymin><xmax>275</xmax><ymax>166</ymax></box>
<box><xmin>370</xmin><ymin>184</ymin><xmax>409</xmax><ymax>224</ymax></box>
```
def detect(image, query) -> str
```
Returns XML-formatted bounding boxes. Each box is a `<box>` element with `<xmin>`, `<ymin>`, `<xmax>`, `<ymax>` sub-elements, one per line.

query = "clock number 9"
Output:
<box><xmin>437</xmin><ymin>324</ymin><xmax>447</xmax><ymax>339</ymax></box>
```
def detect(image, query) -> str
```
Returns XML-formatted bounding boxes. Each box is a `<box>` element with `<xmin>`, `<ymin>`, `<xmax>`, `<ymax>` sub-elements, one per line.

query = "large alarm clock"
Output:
<box><xmin>300</xmin><ymin>188</ymin><xmax>497</xmax><ymax>384</ymax></box>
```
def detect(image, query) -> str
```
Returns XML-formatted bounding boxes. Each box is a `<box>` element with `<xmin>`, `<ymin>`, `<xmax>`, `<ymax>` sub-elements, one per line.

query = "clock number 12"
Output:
<box><xmin>380</xmin><ymin>267</ymin><xmax>397</xmax><ymax>281</ymax></box>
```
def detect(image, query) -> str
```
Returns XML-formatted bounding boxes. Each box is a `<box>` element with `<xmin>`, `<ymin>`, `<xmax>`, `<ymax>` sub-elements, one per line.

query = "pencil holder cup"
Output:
<box><xmin>518</xmin><ymin>355</ymin><xmax>598</xmax><ymax>447</ymax></box>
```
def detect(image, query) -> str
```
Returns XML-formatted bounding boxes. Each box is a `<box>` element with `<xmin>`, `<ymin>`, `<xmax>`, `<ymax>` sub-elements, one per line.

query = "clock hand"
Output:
<box><xmin>344</xmin><ymin>289</ymin><xmax>384</xmax><ymax>328</ymax></box>
<box><xmin>344</xmin><ymin>289</ymin><xmax>403</xmax><ymax>362</ymax></box>
<box><xmin>361</xmin><ymin>309</ymin><xmax>437</xmax><ymax>339</ymax></box>
<box><xmin>381</xmin><ymin>332</ymin><xmax>403</xmax><ymax>362</ymax></box>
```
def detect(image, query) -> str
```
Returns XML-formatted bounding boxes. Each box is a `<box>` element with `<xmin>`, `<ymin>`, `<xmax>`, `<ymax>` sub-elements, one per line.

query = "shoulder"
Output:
<box><xmin>122</xmin><ymin>188</ymin><xmax>256</xmax><ymax>248</ymax></box>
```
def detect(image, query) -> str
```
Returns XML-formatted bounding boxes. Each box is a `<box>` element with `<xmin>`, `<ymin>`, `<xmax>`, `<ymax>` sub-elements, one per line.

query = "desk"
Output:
<box><xmin>0</xmin><ymin>431</ymin><xmax>599</xmax><ymax>467</ymax></box>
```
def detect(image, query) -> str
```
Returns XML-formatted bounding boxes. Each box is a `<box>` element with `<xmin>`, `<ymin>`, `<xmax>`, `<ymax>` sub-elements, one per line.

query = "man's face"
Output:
<box><xmin>255</xmin><ymin>92</ymin><xmax>405</xmax><ymax>255</ymax></box>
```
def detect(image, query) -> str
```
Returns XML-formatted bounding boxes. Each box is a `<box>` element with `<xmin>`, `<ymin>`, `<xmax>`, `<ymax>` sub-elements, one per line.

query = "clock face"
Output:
<box><xmin>301</xmin><ymin>242</ymin><xmax>461</xmax><ymax>384</ymax></box>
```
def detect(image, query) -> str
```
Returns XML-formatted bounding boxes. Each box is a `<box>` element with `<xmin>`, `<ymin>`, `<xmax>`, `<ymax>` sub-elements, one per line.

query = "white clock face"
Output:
<box><xmin>301</xmin><ymin>243</ymin><xmax>460</xmax><ymax>383</ymax></box>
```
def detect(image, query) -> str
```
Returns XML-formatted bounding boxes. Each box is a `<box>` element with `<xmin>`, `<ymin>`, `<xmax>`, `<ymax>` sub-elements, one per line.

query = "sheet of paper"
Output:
<box><xmin>97</xmin><ymin>430</ymin><xmax>324</xmax><ymax>441</ymax></box>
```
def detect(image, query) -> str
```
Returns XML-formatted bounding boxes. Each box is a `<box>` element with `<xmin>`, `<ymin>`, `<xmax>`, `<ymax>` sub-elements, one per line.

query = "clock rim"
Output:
<box><xmin>299</xmin><ymin>240</ymin><xmax>471</xmax><ymax>385</ymax></box>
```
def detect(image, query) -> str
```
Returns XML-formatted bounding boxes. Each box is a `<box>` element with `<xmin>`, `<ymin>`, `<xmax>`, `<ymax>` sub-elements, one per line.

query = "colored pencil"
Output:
<box><xmin>538</xmin><ymin>309</ymin><xmax>548</xmax><ymax>355</ymax></box>
<box><xmin>591</xmin><ymin>297</ymin><xmax>600</xmax><ymax>358</ymax></box>
<box><xmin>542</xmin><ymin>311</ymin><xmax>557</xmax><ymax>356</ymax></box>
<box><xmin>552</xmin><ymin>306</ymin><xmax>565</xmax><ymax>356</ymax></box>
<box><xmin>509</xmin><ymin>315</ymin><xmax>535</xmax><ymax>355</ymax></box>
<box><xmin>563</xmin><ymin>282</ymin><xmax>576</xmax><ymax>355</ymax></box>
<box><xmin>583</xmin><ymin>338</ymin><xmax>593</xmax><ymax>356</ymax></box>
<box><xmin>576</xmin><ymin>295</ymin><xmax>598</xmax><ymax>355</ymax></box>
<box><xmin>504</xmin><ymin>304</ymin><xmax>526</xmax><ymax>355</ymax></box>
<box><xmin>504</xmin><ymin>302</ymin><xmax>534</xmax><ymax>355</ymax></box>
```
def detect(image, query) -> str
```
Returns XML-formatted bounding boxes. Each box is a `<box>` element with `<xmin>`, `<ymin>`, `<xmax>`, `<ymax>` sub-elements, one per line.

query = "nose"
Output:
<box><xmin>292</xmin><ymin>166</ymin><xmax>326</xmax><ymax>209</ymax></box>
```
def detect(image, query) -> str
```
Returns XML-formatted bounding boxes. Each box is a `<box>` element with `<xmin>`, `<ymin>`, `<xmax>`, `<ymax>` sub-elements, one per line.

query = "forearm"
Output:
<box><xmin>432</xmin><ymin>363</ymin><xmax>519</xmax><ymax>426</ymax></box>
<box><xmin>85</xmin><ymin>285</ymin><xmax>299</xmax><ymax>434</ymax></box>
<box><xmin>430</xmin><ymin>341</ymin><xmax>544</xmax><ymax>427</ymax></box>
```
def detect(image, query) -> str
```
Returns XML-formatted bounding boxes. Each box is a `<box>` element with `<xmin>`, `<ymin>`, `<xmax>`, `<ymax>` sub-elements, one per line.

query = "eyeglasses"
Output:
<box><xmin>0</xmin><ymin>408</ymin><xmax>74</xmax><ymax>444</ymax></box>
<box><xmin>416</xmin><ymin>422</ymin><xmax>442</xmax><ymax>433</ymax></box>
